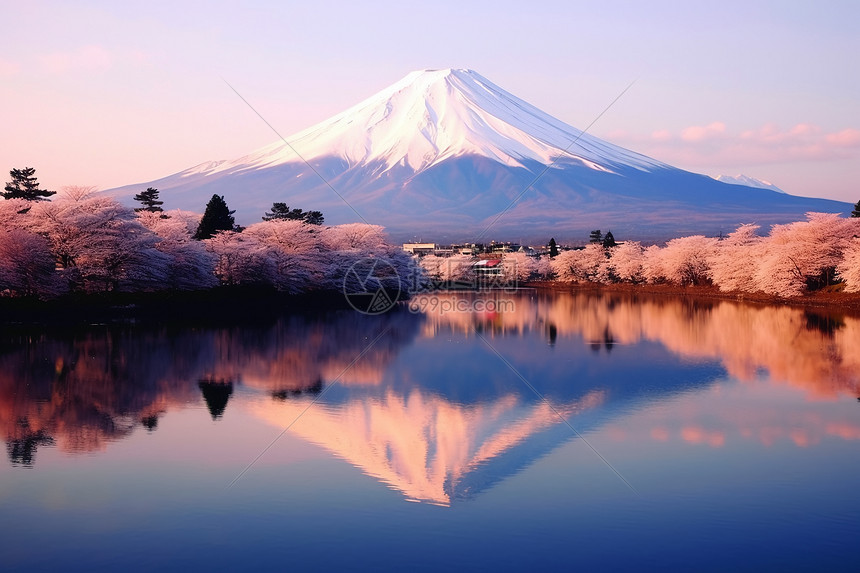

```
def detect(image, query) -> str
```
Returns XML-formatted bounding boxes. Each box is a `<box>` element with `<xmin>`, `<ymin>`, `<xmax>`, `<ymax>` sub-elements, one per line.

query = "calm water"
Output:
<box><xmin>2</xmin><ymin>291</ymin><xmax>859</xmax><ymax>571</ymax></box>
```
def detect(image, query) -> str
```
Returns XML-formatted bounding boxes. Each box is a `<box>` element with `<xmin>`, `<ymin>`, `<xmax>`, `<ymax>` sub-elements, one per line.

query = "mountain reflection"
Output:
<box><xmin>251</xmin><ymin>389</ymin><xmax>606</xmax><ymax>506</ymax></box>
<box><xmin>2</xmin><ymin>291</ymin><xmax>859</xmax><ymax>507</ymax></box>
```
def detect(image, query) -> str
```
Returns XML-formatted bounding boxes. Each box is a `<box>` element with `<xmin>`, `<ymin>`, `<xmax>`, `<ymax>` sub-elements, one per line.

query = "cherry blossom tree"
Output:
<box><xmin>501</xmin><ymin>252</ymin><xmax>537</xmax><ymax>284</ymax></box>
<box><xmin>656</xmin><ymin>235</ymin><xmax>717</xmax><ymax>286</ymax></box>
<box><xmin>532</xmin><ymin>256</ymin><xmax>553</xmax><ymax>280</ymax></box>
<box><xmin>243</xmin><ymin>220</ymin><xmax>322</xmax><ymax>293</ymax></box>
<box><xmin>708</xmin><ymin>224</ymin><xmax>762</xmax><ymax>292</ymax></box>
<box><xmin>837</xmin><ymin>238</ymin><xmax>860</xmax><ymax>293</ymax></box>
<box><xmin>608</xmin><ymin>241</ymin><xmax>645</xmax><ymax>283</ymax></box>
<box><xmin>30</xmin><ymin>194</ymin><xmax>170</xmax><ymax>292</ymax></box>
<box><xmin>204</xmin><ymin>231</ymin><xmax>274</xmax><ymax>287</ymax></box>
<box><xmin>551</xmin><ymin>244</ymin><xmax>610</xmax><ymax>283</ymax></box>
<box><xmin>0</xmin><ymin>228</ymin><xmax>62</xmax><ymax>298</ymax></box>
<box><xmin>321</xmin><ymin>223</ymin><xmax>388</xmax><ymax>253</ymax></box>
<box><xmin>754</xmin><ymin>213</ymin><xmax>860</xmax><ymax>297</ymax></box>
<box><xmin>138</xmin><ymin>210</ymin><xmax>218</xmax><ymax>290</ymax></box>
<box><xmin>0</xmin><ymin>198</ymin><xmax>36</xmax><ymax>227</ymax></box>
<box><xmin>419</xmin><ymin>254</ymin><xmax>474</xmax><ymax>283</ymax></box>
<box><xmin>641</xmin><ymin>245</ymin><xmax>667</xmax><ymax>284</ymax></box>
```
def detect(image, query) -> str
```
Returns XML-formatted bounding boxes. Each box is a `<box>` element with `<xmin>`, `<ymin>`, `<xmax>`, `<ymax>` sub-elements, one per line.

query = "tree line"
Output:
<box><xmin>0</xmin><ymin>168</ymin><xmax>415</xmax><ymax>299</ymax></box>
<box><xmin>420</xmin><ymin>215</ymin><xmax>860</xmax><ymax>297</ymax></box>
<box><xmin>548</xmin><ymin>214</ymin><xmax>860</xmax><ymax>297</ymax></box>
<box><xmin>3</xmin><ymin>166</ymin><xmax>860</xmax><ymax>300</ymax></box>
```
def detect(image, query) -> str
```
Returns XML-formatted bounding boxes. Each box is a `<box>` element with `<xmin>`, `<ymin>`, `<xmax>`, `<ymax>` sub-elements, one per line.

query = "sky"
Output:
<box><xmin>1</xmin><ymin>0</ymin><xmax>858</xmax><ymax>203</ymax></box>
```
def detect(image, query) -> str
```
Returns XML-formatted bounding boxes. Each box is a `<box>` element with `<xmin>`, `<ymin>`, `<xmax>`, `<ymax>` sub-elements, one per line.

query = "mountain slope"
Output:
<box><xmin>107</xmin><ymin>68</ymin><xmax>850</xmax><ymax>241</ymax></box>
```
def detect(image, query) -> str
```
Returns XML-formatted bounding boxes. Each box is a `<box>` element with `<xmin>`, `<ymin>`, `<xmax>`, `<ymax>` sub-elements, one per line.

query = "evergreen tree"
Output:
<box><xmin>602</xmin><ymin>230</ymin><xmax>616</xmax><ymax>248</ymax></box>
<box><xmin>263</xmin><ymin>202</ymin><xmax>304</xmax><ymax>221</ymax></box>
<box><xmin>852</xmin><ymin>200</ymin><xmax>860</xmax><ymax>218</ymax></box>
<box><xmin>133</xmin><ymin>187</ymin><xmax>164</xmax><ymax>212</ymax></box>
<box><xmin>303</xmin><ymin>210</ymin><xmax>324</xmax><ymax>225</ymax></box>
<box><xmin>548</xmin><ymin>238</ymin><xmax>559</xmax><ymax>258</ymax></box>
<box><xmin>263</xmin><ymin>202</ymin><xmax>324</xmax><ymax>225</ymax></box>
<box><xmin>589</xmin><ymin>230</ymin><xmax>603</xmax><ymax>244</ymax></box>
<box><xmin>194</xmin><ymin>195</ymin><xmax>236</xmax><ymax>240</ymax></box>
<box><xmin>2</xmin><ymin>167</ymin><xmax>55</xmax><ymax>201</ymax></box>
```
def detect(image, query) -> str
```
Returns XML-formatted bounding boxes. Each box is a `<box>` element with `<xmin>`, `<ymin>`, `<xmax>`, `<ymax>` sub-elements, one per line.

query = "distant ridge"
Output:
<box><xmin>106</xmin><ymin>68</ymin><xmax>850</xmax><ymax>241</ymax></box>
<box><xmin>713</xmin><ymin>174</ymin><xmax>785</xmax><ymax>194</ymax></box>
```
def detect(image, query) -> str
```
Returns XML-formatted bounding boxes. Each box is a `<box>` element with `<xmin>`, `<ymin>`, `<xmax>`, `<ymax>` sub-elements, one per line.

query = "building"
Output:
<box><xmin>402</xmin><ymin>243</ymin><xmax>436</xmax><ymax>256</ymax></box>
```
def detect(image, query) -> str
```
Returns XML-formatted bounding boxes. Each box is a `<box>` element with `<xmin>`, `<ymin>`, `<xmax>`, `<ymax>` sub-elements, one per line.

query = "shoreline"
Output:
<box><xmin>0</xmin><ymin>287</ymin><xmax>356</xmax><ymax>326</ymax></box>
<box><xmin>527</xmin><ymin>281</ymin><xmax>860</xmax><ymax>316</ymax></box>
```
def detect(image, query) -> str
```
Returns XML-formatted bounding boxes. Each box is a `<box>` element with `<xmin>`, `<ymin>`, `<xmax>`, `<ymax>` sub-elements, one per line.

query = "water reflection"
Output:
<box><xmin>2</xmin><ymin>291</ymin><xmax>859</xmax><ymax>506</ymax></box>
<box><xmin>0</xmin><ymin>310</ymin><xmax>420</xmax><ymax>465</ymax></box>
<box><xmin>421</xmin><ymin>291</ymin><xmax>860</xmax><ymax>399</ymax></box>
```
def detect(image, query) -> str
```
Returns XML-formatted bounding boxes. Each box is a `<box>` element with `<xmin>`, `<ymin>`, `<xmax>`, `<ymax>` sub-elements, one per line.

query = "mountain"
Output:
<box><xmin>107</xmin><ymin>68</ymin><xmax>850</xmax><ymax>242</ymax></box>
<box><xmin>713</xmin><ymin>174</ymin><xmax>786</xmax><ymax>194</ymax></box>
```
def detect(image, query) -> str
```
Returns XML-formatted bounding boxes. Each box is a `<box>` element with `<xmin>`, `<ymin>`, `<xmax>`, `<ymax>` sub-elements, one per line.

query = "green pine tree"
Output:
<box><xmin>852</xmin><ymin>200</ymin><xmax>860</xmax><ymax>218</ymax></box>
<box><xmin>262</xmin><ymin>202</ymin><xmax>324</xmax><ymax>225</ymax></box>
<box><xmin>303</xmin><ymin>210</ymin><xmax>324</xmax><ymax>225</ymax></box>
<box><xmin>133</xmin><ymin>187</ymin><xmax>164</xmax><ymax>212</ymax></box>
<box><xmin>548</xmin><ymin>238</ymin><xmax>559</xmax><ymax>258</ymax></box>
<box><xmin>262</xmin><ymin>202</ymin><xmax>305</xmax><ymax>221</ymax></box>
<box><xmin>589</xmin><ymin>230</ymin><xmax>603</xmax><ymax>244</ymax></box>
<box><xmin>2</xmin><ymin>167</ymin><xmax>55</xmax><ymax>201</ymax></box>
<box><xmin>194</xmin><ymin>195</ymin><xmax>236</xmax><ymax>240</ymax></box>
<box><xmin>602</xmin><ymin>231</ymin><xmax>616</xmax><ymax>248</ymax></box>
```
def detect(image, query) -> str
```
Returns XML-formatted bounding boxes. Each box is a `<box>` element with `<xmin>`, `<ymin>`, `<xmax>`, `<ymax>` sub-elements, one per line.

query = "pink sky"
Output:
<box><xmin>1</xmin><ymin>0</ymin><xmax>858</xmax><ymax>203</ymax></box>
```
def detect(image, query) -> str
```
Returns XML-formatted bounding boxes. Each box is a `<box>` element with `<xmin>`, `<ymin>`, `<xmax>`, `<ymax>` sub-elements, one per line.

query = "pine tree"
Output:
<box><xmin>589</xmin><ymin>230</ymin><xmax>603</xmax><ymax>244</ymax></box>
<box><xmin>602</xmin><ymin>230</ymin><xmax>616</xmax><ymax>248</ymax></box>
<box><xmin>263</xmin><ymin>202</ymin><xmax>304</xmax><ymax>221</ymax></box>
<box><xmin>263</xmin><ymin>202</ymin><xmax>324</xmax><ymax>225</ymax></box>
<box><xmin>303</xmin><ymin>210</ymin><xmax>324</xmax><ymax>225</ymax></box>
<box><xmin>133</xmin><ymin>187</ymin><xmax>164</xmax><ymax>212</ymax></box>
<box><xmin>548</xmin><ymin>238</ymin><xmax>559</xmax><ymax>258</ymax></box>
<box><xmin>194</xmin><ymin>195</ymin><xmax>236</xmax><ymax>240</ymax></box>
<box><xmin>2</xmin><ymin>167</ymin><xmax>55</xmax><ymax>201</ymax></box>
<box><xmin>852</xmin><ymin>200</ymin><xmax>860</xmax><ymax>218</ymax></box>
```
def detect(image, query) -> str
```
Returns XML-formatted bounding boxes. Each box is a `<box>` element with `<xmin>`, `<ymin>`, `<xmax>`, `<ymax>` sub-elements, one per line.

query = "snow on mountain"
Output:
<box><xmin>713</xmin><ymin>174</ymin><xmax>785</xmax><ymax>194</ymax></box>
<box><xmin>186</xmin><ymin>69</ymin><xmax>664</xmax><ymax>177</ymax></box>
<box><xmin>106</xmin><ymin>68</ymin><xmax>851</xmax><ymax>242</ymax></box>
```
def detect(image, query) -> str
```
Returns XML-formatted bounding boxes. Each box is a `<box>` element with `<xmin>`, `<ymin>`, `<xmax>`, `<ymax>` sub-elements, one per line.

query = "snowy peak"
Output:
<box><xmin>106</xmin><ymin>68</ymin><xmax>851</xmax><ymax>241</ymax></box>
<box><xmin>714</xmin><ymin>174</ymin><xmax>785</xmax><ymax>194</ymax></box>
<box><xmin>192</xmin><ymin>68</ymin><xmax>667</xmax><ymax>178</ymax></box>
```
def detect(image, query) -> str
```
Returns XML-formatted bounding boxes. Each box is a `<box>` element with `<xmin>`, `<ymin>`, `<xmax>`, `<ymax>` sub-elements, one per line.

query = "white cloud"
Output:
<box><xmin>606</xmin><ymin>122</ymin><xmax>860</xmax><ymax>167</ymax></box>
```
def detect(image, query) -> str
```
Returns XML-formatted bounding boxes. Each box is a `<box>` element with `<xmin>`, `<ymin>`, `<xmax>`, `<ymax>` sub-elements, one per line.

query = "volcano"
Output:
<box><xmin>107</xmin><ymin>68</ymin><xmax>850</xmax><ymax>242</ymax></box>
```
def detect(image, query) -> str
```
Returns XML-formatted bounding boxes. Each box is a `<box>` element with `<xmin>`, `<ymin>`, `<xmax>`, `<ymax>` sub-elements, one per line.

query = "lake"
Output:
<box><xmin>2</xmin><ymin>290</ymin><xmax>859</xmax><ymax>571</ymax></box>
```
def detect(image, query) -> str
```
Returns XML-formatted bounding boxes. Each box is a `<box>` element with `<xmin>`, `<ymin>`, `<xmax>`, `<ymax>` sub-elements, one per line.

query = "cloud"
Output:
<box><xmin>681</xmin><ymin>121</ymin><xmax>725</xmax><ymax>142</ymax></box>
<box><xmin>40</xmin><ymin>45</ymin><xmax>113</xmax><ymax>74</ymax></box>
<box><xmin>826</xmin><ymin>128</ymin><xmax>860</xmax><ymax>148</ymax></box>
<box><xmin>605</xmin><ymin>121</ymin><xmax>860</xmax><ymax>167</ymax></box>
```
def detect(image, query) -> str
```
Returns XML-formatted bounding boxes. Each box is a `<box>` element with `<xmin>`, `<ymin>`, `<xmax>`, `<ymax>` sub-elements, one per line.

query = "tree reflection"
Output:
<box><xmin>198</xmin><ymin>380</ymin><xmax>234</xmax><ymax>420</ymax></box>
<box><xmin>3</xmin><ymin>291</ymin><xmax>859</xmax><ymax>475</ymax></box>
<box><xmin>0</xmin><ymin>308</ymin><xmax>421</xmax><ymax>464</ymax></box>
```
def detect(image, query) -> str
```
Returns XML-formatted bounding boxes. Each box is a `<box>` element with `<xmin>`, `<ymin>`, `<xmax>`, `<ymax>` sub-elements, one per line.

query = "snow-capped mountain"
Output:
<box><xmin>713</xmin><ymin>174</ymin><xmax>785</xmax><ymax>194</ymax></box>
<box><xmin>107</xmin><ymin>68</ymin><xmax>850</xmax><ymax>241</ymax></box>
